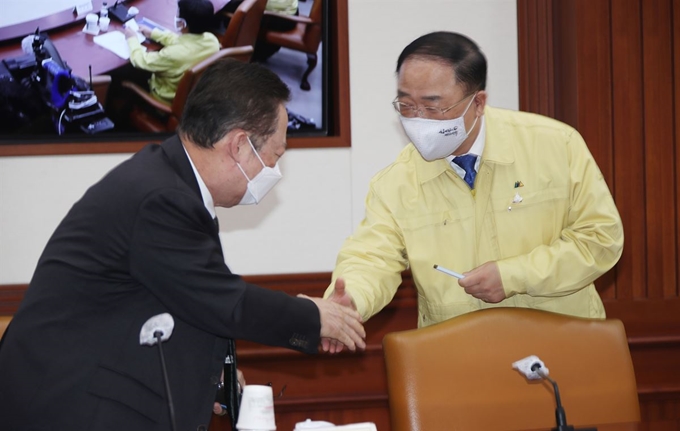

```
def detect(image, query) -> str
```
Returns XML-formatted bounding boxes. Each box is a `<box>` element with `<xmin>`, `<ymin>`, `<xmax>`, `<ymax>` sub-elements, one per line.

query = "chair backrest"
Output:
<box><xmin>168</xmin><ymin>45</ymin><xmax>254</xmax><ymax>129</ymax></box>
<box><xmin>383</xmin><ymin>308</ymin><xmax>640</xmax><ymax>431</ymax></box>
<box><xmin>262</xmin><ymin>0</ymin><xmax>323</xmax><ymax>54</ymax></box>
<box><xmin>220</xmin><ymin>0</ymin><xmax>267</xmax><ymax>48</ymax></box>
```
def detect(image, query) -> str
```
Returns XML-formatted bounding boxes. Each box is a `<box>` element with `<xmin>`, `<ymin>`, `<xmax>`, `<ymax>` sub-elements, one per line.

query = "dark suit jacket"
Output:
<box><xmin>0</xmin><ymin>136</ymin><xmax>320</xmax><ymax>431</ymax></box>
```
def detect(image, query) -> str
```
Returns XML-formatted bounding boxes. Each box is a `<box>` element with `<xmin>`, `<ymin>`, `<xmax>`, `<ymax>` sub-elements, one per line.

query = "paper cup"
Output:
<box><xmin>99</xmin><ymin>17</ymin><xmax>110</xmax><ymax>31</ymax></box>
<box><xmin>85</xmin><ymin>14</ymin><xmax>99</xmax><ymax>30</ymax></box>
<box><xmin>236</xmin><ymin>385</ymin><xmax>276</xmax><ymax>431</ymax></box>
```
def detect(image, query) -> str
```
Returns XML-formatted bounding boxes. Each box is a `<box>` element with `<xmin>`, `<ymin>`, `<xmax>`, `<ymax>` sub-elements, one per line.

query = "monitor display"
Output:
<box><xmin>0</xmin><ymin>0</ymin><xmax>329</xmax><ymax>144</ymax></box>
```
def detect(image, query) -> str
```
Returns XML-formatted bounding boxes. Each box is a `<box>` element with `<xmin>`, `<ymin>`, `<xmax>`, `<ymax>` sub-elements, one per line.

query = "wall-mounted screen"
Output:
<box><xmin>0</xmin><ymin>0</ymin><xmax>328</xmax><ymax>144</ymax></box>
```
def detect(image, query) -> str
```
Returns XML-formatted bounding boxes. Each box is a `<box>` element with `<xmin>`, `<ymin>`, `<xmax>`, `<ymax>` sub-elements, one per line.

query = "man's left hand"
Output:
<box><xmin>458</xmin><ymin>261</ymin><xmax>506</xmax><ymax>303</ymax></box>
<box><xmin>213</xmin><ymin>369</ymin><xmax>245</xmax><ymax>417</ymax></box>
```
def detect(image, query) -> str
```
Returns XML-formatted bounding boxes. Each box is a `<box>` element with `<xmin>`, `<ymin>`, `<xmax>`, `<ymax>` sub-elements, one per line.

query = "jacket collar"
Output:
<box><xmin>413</xmin><ymin>106</ymin><xmax>515</xmax><ymax>184</ymax></box>
<box><xmin>160</xmin><ymin>134</ymin><xmax>202</xmax><ymax>199</ymax></box>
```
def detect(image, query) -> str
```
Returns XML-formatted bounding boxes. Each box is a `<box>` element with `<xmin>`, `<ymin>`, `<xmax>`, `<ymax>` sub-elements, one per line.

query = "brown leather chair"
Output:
<box><xmin>0</xmin><ymin>315</ymin><xmax>11</xmax><ymax>339</ymax></box>
<box><xmin>121</xmin><ymin>46</ymin><xmax>253</xmax><ymax>133</ymax></box>
<box><xmin>383</xmin><ymin>307</ymin><xmax>640</xmax><ymax>431</ymax></box>
<box><xmin>219</xmin><ymin>0</ymin><xmax>267</xmax><ymax>49</ymax></box>
<box><xmin>258</xmin><ymin>0</ymin><xmax>323</xmax><ymax>90</ymax></box>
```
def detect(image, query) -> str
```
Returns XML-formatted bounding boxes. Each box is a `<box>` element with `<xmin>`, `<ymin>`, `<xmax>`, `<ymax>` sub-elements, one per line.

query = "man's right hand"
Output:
<box><xmin>299</xmin><ymin>282</ymin><xmax>365</xmax><ymax>354</ymax></box>
<box><xmin>138</xmin><ymin>24</ymin><xmax>153</xmax><ymax>38</ymax></box>
<box><xmin>123</xmin><ymin>26</ymin><xmax>137</xmax><ymax>40</ymax></box>
<box><xmin>327</xmin><ymin>278</ymin><xmax>356</xmax><ymax>310</ymax></box>
<box><xmin>320</xmin><ymin>278</ymin><xmax>358</xmax><ymax>354</ymax></box>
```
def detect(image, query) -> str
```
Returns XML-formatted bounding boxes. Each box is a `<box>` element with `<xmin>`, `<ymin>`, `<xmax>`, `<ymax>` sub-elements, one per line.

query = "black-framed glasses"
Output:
<box><xmin>392</xmin><ymin>92</ymin><xmax>477</xmax><ymax>119</ymax></box>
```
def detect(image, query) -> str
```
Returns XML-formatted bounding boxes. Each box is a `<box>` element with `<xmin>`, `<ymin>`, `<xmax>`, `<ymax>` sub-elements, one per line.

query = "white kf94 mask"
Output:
<box><xmin>236</xmin><ymin>136</ymin><xmax>282</xmax><ymax>205</ymax></box>
<box><xmin>399</xmin><ymin>93</ymin><xmax>479</xmax><ymax>161</ymax></box>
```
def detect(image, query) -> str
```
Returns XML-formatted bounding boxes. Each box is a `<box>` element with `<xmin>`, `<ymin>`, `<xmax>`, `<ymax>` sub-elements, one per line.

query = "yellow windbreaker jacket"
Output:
<box><xmin>328</xmin><ymin>106</ymin><xmax>623</xmax><ymax>327</ymax></box>
<box><xmin>127</xmin><ymin>29</ymin><xmax>220</xmax><ymax>103</ymax></box>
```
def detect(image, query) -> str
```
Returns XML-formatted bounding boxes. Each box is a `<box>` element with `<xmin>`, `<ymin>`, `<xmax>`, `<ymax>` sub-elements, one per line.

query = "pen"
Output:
<box><xmin>433</xmin><ymin>264</ymin><xmax>465</xmax><ymax>279</ymax></box>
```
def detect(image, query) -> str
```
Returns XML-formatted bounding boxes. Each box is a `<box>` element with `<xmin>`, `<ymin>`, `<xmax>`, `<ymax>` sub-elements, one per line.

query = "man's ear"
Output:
<box><xmin>217</xmin><ymin>129</ymin><xmax>248</xmax><ymax>163</ymax></box>
<box><xmin>474</xmin><ymin>91</ymin><xmax>488</xmax><ymax>116</ymax></box>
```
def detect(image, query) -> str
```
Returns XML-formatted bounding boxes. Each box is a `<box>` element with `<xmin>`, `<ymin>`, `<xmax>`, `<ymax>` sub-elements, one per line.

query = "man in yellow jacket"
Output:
<box><xmin>324</xmin><ymin>31</ymin><xmax>623</xmax><ymax>338</ymax></box>
<box><xmin>124</xmin><ymin>0</ymin><xmax>220</xmax><ymax>104</ymax></box>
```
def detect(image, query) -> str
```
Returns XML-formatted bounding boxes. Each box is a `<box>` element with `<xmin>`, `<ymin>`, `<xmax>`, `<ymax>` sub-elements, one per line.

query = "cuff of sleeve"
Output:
<box><xmin>498</xmin><ymin>257</ymin><xmax>527</xmax><ymax>298</ymax></box>
<box><xmin>343</xmin><ymin>285</ymin><xmax>370</xmax><ymax>322</ymax></box>
<box><xmin>127</xmin><ymin>37</ymin><xmax>141</xmax><ymax>50</ymax></box>
<box><xmin>150</xmin><ymin>28</ymin><xmax>163</xmax><ymax>40</ymax></box>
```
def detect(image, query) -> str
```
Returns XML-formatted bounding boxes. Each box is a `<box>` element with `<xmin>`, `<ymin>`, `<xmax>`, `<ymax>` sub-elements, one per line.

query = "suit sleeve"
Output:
<box><xmin>128</xmin><ymin>187</ymin><xmax>321</xmax><ymax>354</ymax></box>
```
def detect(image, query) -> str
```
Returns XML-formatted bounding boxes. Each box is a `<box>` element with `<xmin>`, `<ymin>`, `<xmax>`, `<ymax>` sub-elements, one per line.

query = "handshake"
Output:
<box><xmin>302</xmin><ymin>278</ymin><xmax>364</xmax><ymax>354</ymax></box>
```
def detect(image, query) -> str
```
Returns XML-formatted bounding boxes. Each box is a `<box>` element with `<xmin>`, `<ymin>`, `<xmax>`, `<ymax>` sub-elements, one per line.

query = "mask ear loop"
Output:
<box><xmin>462</xmin><ymin>92</ymin><xmax>480</xmax><ymax>134</ymax></box>
<box><xmin>461</xmin><ymin>92</ymin><xmax>478</xmax><ymax>116</ymax></box>
<box><xmin>245</xmin><ymin>136</ymin><xmax>267</xmax><ymax>168</ymax></box>
<box><xmin>235</xmin><ymin>162</ymin><xmax>252</xmax><ymax>181</ymax></box>
<box><xmin>236</xmin><ymin>136</ymin><xmax>267</xmax><ymax>181</ymax></box>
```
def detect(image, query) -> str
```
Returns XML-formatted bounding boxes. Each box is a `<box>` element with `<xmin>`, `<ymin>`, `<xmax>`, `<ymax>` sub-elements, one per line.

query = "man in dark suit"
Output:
<box><xmin>0</xmin><ymin>58</ymin><xmax>365</xmax><ymax>431</ymax></box>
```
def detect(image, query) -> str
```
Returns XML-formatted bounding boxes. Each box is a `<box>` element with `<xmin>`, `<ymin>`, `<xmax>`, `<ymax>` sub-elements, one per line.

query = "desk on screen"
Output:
<box><xmin>0</xmin><ymin>0</ymin><xmax>175</xmax><ymax>77</ymax></box>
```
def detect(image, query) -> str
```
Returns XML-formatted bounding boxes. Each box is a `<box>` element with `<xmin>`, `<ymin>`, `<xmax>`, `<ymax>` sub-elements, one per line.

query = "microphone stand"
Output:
<box><xmin>537</xmin><ymin>368</ymin><xmax>573</xmax><ymax>431</ymax></box>
<box><xmin>154</xmin><ymin>330</ymin><xmax>177</xmax><ymax>431</ymax></box>
<box><xmin>532</xmin><ymin>364</ymin><xmax>596</xmax><ymax>431</ymax></box>
<box><xmin>140</xmin><ymin>313</ymin><xmax>177</xmax><ymax>431</ymax></box>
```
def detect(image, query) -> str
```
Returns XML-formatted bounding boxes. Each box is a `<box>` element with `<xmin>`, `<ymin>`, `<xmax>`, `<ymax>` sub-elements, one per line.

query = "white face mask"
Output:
<box><xmin>236</xmin><ymin>137</ymin><xmax>282</xmax><ymax>205</ymax></box>
<box><xmin>174</xmin><ymin>16</ymin><xmax>187</xmax><ymax>31</ymax></box>
<box><xmin>399</xmin><ymin>94</ymin><xmax>479</xmax><ymax>161</ymax></box>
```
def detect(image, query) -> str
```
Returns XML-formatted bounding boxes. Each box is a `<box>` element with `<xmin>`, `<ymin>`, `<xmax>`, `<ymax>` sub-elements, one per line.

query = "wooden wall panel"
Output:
<box><xmin>517</xmin><ymin>0</ymin><xmax>555</xmax><ymax>116</ymax></box>
<box><xmin>611</xmin><ymin>0</ymin><xmax>647</xmax><ymax>300</ymax></box>
<box><xmin>519</xmin><ymin>0</ymin><xmax>680</xmax><ymax>426</ymax></box>
<box><xmin>641</xmin><ymin>0</ymin><xmax>677</xmax><ymax>299</ymax></box>
<box><xmin>574</xmin><ymin>0</ymin><xmax>614</xmax><ymax>187</ymax></box>
<box><xmin>674</xmin><ymin>0</ymin><xmax>680</xmax><ymax>302</ymax></box>
<box><xmin>576</xmin><ymin>0</ymin><xmax>618</xmax><ymax>299</ymax></box>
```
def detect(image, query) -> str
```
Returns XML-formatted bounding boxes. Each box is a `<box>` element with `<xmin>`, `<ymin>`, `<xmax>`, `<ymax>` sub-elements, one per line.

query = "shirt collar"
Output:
<box><xmin>446</xmin><ymin>115</ymin><xmax>486</xmax><ymax>172</ymax></box>
<box><xmin>413</xmin><ymin>114</ymin><xmax>486</xmax><ymax>184</ymax></box>
<box><xmin>183</xmin><ymin>145</ymin><xmax>216</xmax><ymax>219</ymax></box>
<box><xmin>413</xmin><ymin>106</ymin><xmax>515</xmax><ymax>184</ymax></box>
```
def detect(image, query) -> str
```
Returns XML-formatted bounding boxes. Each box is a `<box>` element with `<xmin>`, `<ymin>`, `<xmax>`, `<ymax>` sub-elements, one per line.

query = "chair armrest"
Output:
<box><xmin>263</xmin><ymin>10</ymin><xmax>314</xmax><ymax>25</ymax></box>
<box><xmin>121</xmin><ymin>81</ymin><xmax>172</xmax><ymax>114</ymax></box>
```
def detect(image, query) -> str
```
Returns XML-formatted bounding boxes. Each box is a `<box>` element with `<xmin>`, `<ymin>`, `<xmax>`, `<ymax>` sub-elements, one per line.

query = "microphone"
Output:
<box><xmin>513</xmin><ymin>356</ymin><xmax>596</xmax><ymax>431</ymax></box>
<box><xmin>140</xmin><ymin>313</ymin><xmax>177</xmax><ymax>431</ymax></box>
<box><xmin>530</xmin><ymin>361</ymin><xmax>572</xmax><ymax>431</ymax></box>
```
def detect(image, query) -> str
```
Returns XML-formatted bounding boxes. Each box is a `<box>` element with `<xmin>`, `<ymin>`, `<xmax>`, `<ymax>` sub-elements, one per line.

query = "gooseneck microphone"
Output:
<box><xmin>530</xmin><ymin>362</ymin><xmax>574</xmax><ymax>431</ymax></box>
<box><xmin>512</xmin><ymin>355</ymin><xmax>596</xmax><ymax>431</ymax></box>
<box><xmin>140</xmin><ymin>313</ymin><xmax>177</xmax><ymax>431</ymax></box>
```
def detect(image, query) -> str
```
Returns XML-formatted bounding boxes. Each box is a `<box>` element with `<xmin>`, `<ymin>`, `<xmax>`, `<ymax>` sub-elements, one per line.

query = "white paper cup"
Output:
<box><xmin>236</xmin><ymin>385</ymin><xmax>276</xmax><ymax>431</ymax></box>
<box><xmin>85</xmin><ymin>14</ymin><xmax>99</xmax><ymax>31</ymax></box>
<box><xmin>99</xmin><ymin>17</ymin><xmax>110</xmax><ymax>31</ymax></box>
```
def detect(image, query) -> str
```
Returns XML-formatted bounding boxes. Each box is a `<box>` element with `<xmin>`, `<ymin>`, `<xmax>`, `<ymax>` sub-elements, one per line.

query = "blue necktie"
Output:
<box><xmin>453</xmin><ymin>154</ymin><xmax>478</xmax><ymax>189</ymax></box>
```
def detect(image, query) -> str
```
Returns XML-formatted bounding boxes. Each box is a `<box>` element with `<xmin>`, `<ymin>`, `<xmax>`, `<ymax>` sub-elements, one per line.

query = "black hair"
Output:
<box><xmin>396</xmin><ymin>31</ymin><xmax>487</xmax><ymax>94</ymax></box>
<box><xmin>178</xmin><ymin>0</ymin><xmax>216</xmax><ymax>34</ymax></box>
<box><xmin>178</xmin><ymin>58</ymin><xmax>291</xmax><ymax>149</ymax></box>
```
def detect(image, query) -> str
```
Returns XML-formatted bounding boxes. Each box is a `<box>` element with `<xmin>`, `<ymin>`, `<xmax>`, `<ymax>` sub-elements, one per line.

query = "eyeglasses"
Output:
<box><xmin>392</xmin><ymin>92</ymin><xmax>476</xmax><ymax>119</ymax></box>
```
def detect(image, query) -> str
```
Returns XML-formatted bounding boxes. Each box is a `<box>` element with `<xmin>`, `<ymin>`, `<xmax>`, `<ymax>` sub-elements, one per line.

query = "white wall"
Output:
<box><xmin>0</xmin><ymin>0</ymin><xmax>518</xmax><ymax>284</ymax></box>
<box><xmin>347</xmin><ymin>0</ymin><xmax>519</xmax><ymax>224</ymax></box>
